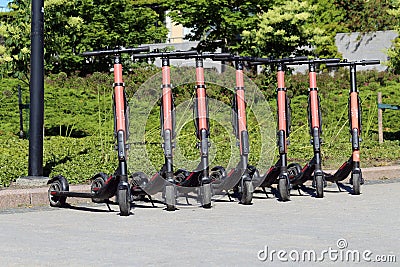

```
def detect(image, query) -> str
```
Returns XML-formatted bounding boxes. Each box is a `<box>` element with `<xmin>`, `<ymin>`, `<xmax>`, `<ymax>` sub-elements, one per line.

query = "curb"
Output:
<box><xmin>0</xmin><ymin>185</ymin><xmax>91</xmax><ymax>210</ymax></box>
<box><xmin>1</xmin><ymin>165</ymin><xmax>399</xmax><ymax>210</ymax></box>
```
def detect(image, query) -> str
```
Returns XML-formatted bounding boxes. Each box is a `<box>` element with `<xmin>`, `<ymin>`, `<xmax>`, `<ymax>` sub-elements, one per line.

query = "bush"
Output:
<box><xmin>1</xmin><ymin>67</ymin><xmax>400</xmax><ymax>187</ymax></box>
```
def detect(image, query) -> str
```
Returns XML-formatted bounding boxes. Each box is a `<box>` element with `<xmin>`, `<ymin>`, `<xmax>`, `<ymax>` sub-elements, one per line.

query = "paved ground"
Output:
<box><xmin>1</xmin><ymin>165</ymin><xmax>400</xmax><ymax>210</ymax></box>
<box><xmin>0</xmin><ymin>180</ymin><xmax>399</xmax><ymax>266</ymax></box>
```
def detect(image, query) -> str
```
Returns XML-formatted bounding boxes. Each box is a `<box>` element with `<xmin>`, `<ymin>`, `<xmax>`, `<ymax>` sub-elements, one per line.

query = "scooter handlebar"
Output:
<box><xmin>286</xmin><ymin>58</ymin><xmax>341</xmax><ymax>65</ymax></box>
<box><xmin>81</xmin><ymin>46</ymin><xmax>150</xmax><ymax>57</ymax></box>
<box><xmin>326</xmin><ymin>59</ymin><xmax>381</xmax><ymax>68</ymax></box>
<box><xmin>217</xmin><ymin>55</ymin><xmax>308</xmax><ymax>65</ymax></box>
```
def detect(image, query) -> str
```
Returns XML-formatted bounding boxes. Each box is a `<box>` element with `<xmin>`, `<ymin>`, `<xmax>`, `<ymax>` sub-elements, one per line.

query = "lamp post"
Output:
<box><xmin>16</xmin><ymin>0</ymin><xmax>48</xmax><ymax>186</ymax></box>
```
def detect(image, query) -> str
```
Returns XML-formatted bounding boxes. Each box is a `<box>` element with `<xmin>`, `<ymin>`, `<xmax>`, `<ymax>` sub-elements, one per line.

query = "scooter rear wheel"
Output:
<box><xmin>240</xmin><ymin>180</ymin><xmax>253</xmax><ymax>205</ymax></box>
<box><xmin>352</xmin><ymin>173</ymin><xmax>361</xmax><ymax>195</ymax></box>
<box><xmin>118</xmin><ymin>187</ymin><xmax>130</xmax><ymax>216</ymax></box>
<box><xmin>315</xmin><ymin>174</ymin><xmax>324</xmax><ymax>198</ymax></box>
<box><xmin>48</xmin><ymin>175</ymin><xmax>69</xmax><ymax>207</ymax></box>
<box><xmin>278</xmin><ymin>177</ymin><xmax>290</xmax><ymax>201</ymax></box>
<box><xmin>91</xmin><ymin>173</ymin><xmax>108</xmax><ymax>203</ymax></box>
<box><xmin>210</xmin><ymin>166</ymin><xmax>226</xmax><ymax>183</ymax></box>
<box><xmin>287</xmin><ymin>163</ymin><xmax>302</xmax><ymax>180</ymax></box>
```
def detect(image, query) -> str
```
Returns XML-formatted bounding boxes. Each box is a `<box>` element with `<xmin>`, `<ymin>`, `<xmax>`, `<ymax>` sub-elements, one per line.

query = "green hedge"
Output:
<box><xmin>1</xmin><ymin>67</ymin><xmax>400</xmax><ymax>187</ymax></box>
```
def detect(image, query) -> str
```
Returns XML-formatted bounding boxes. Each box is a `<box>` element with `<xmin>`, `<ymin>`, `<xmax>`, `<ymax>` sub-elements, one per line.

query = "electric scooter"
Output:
<box><xmin>322</xmin><ymin>59</ymin><xmax>380</xmax><ymax>195</ymax></box>
<box><xmin>249</xmin><ymin>57</ymin><xmax>308</xmax><ymax>201</ymax></box>
<box><xmin>283</xmin><ymin>58</ymin><xmax>341</xmax><ymax>198</ymax></box>
<box><xmin>171</xmin><ymin>52</ymin><xmax>233</xmax><ymax>208</ymax></box>
<box><xmin>47</xmin><ymin>46</ymin><xmax>150</xmax><ymax>216</ymax></box>
<box><xmin>207</xmin><ymin>59</ymin><xmax>259</xmax><ymax>205</ymax></box>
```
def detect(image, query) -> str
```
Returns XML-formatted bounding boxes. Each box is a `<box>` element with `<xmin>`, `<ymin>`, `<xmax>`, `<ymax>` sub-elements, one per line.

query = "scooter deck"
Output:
<box><xmin>212</xmin><ymin>168</ymin><xmax>244</xmax><ymax>192</ymax></box>
<box><xmin>50</xmin><ymin>190</ymin><xmax>95</xmax><ymax>198</ymax></box>
<box><xmin>258</xmin><ymin>165</ymin><xmax>280</xmax><ymax>188</ymax></box>
<box><xmin>325</xmin><ymin>157</ymin><xmax>353</xmax><ymax>182</ymax></box>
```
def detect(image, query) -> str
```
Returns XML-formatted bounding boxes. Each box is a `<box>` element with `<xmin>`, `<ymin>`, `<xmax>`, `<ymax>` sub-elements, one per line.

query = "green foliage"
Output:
<box><xmin>0</xmin><ymin>0</ymin><xmax>31</xmax><ymax>82</ymax></box>
<box><xmin>0</xmin><ymin>0</ymin><xmax>168</xmax><ymax>76</ymax></box>
<box><xmin>2</xmin><ymin>69</ymin><xmax>400</xmax><ymax>187</ymax></box>
<box><xmin>165</xmin><ymin>0</ymin><xmax>271</xmax><ymax>53</ymax></box>
<box><xmin>241</xmin><ymin>0</ymin><xmax>322</xmax><ymax>58</ymax></box>
<box><xmin>334</xmin><ymin>0</ymin><xmax>397</xmax><ymax>33</ymax></box>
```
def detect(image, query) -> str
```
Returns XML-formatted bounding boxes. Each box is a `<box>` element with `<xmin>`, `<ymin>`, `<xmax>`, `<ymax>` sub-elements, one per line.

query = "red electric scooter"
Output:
<box><xmin>283</xmin><ymin>58</ymin><xmax>341</xmax><ymax>198</ymax></box>
<box><xmin>207</xmin><ymin>58</ymin><xmax>260</xmax><ymax>204</ymax></box>
<box><xmin>48</xmin><ymin>46</ymin><xmax>150</xmax><ymax>216</ymax></box>
<box><xmin>248</xmin><ymin>56</ymin><xmax>309</xmax><ymax>201</ymax></box>
<box><xmin>322</xmin><ymin>59</ymin><xmax>380</xmax><ymax>195</ymax></box>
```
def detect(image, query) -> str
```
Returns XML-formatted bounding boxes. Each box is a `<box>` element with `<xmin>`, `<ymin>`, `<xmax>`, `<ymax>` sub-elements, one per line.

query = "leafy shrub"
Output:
<box><xmin>1</xmin><ymin>67</ymin><xmax>400</xmax><ymax>187</ymax></box>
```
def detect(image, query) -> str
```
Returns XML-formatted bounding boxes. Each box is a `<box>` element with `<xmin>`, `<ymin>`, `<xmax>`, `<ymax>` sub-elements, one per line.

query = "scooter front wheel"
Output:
<box><xmin>278</xmin><ymin>177</ymin><xmax>290</xmax><ymax>201</ymax></box>
<box><xmin>240</xmin><ymin>180</ymin><xmax>253</xmax><ymax>205</ymax></box>
<box><xmin>200</xmin><ymin>183</ymin><xmax>212</xmax><ymax>209</ymax></box>
<box><xmin>118</xmin><ymin>187</ymin><xmax>131</xmax><ymax>216</ymax></box>
<box><xmin>164</xmin><ymin>185</ymin><xmax>176</xmax><ymax>211</ymax></box>
<box><xmin>352</xmin><ymin>172</ymin><xmax>361</xmax><ymax>195</ymax></box>
<box><xmin>315</xmin><ymin>174</ymin><xmax>324</xmax><ymax>198</ymax></box>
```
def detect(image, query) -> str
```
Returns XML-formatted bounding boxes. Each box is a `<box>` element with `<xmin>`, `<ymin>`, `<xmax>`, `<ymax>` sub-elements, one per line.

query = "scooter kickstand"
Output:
<box><xmin>148</xmin><ymin>195</ymin><xmax>156</xmax><ymax>207</ymax></box>
<box><xmin>105</xmin><ymin>201</ymin><xmax>113</xmax><ymax>212</ymax></box>
<box><xmin>336</xmin><ymin>182</ymin><xmax>342</xmax><ymax>192</ymax></box>
<box><xmin>262</xmin><ymin>187</ymin><xmax>269</xmax><ymax>198</ymax></box>
<box><xmin>185</xmin><ymin>195</ymin><xmax>190</xmax><ymax>205</ymax></box>
<box><xmin>297</xmin><ymin>187</ymin><xmax>303</xmax><ymax>196</ymax></box>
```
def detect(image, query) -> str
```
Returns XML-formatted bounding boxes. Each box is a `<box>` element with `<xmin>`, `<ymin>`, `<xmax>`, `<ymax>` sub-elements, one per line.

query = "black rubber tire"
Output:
<box><xmin>165</xmin><ymin>185</ymin><xmax>176</xmax><ymax>211</ymax></box>
<box><xmin>287</xmin><ymin>163</ymin><xmax>302</xmax><ymax>180</ymax></box>
<box><xmin>174</xmin><ymin>169</ymin><xmax>189</xmax><ymax>184</ymax></box>
<box><xmin>315</xmin><ymin>175</ymin><xmax>324</xmax><ymax>198</ymax></box>
<box><xmin>91</xmin><ymin>173</ymin><xmax>108</xmax><ymax>203</ymax></box>
<box><xmin>210</xmin><ymin>166</ymin><xmax>226</xmax><ymax>182</ymax></box>
<box><xmin>352</xmin><ymin>173</ymin><xmax>361</xmax><ymax>195</ymax></box>
<box><xmin>278</xmin><ymin>178</ymin><xmax>290</xmax><ymax>201</ymax></box>
<box><xmin>200</xmin><ymin>183</ymin><xmax>212</xmax><ymax>209</ymax></box>
<box><xmin>48</xmin><ymin>176</ymin><xmax>68</xmax><ymax>207</ymax></box>
<box><xmin>240</xmin><ymin>180</ymin><xmax>253</xmax><ymax>205</ymax></box>
<box><xmin>118</xmin><ymin>188</ymin><xmax>130</xmax><ymax>216</ymax></box>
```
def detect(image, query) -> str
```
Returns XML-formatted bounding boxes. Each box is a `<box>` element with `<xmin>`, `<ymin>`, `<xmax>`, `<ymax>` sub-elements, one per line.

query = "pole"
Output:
<box><xmin>378</xmin><ymin>92</ymin><xmax>383</xmax><ymax>144</ymax></box>
<box><xmin>18</xmin><ymin>85</ymin><xmax>25</xmax><ymax>139</ymax></box>
<box><xmin>28</xmin><ymin>0</ymin><xmax>45</xmax><ymax>177</ymax></box>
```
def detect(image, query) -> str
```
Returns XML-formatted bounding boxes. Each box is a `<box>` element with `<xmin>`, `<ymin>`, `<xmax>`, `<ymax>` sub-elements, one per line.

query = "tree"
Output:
<box><xmin>0</xmin><ymin>0</ymin><xmax>31</xmax><ymax>82</ymax></box>
<box><xmin>0</xmin><ymin>0</ymin><xmax>168</xmax><ymax>76</ymax></box>
<box><xmin>335</xmin><ymin>0</ymin><xmax>397</xmax><ymax>33</ymax></box>
<box><xmin>241</xmin><ymin>0</ymin><xmax>333</xmax><ymax>58</ymax></box>
<box><xmin>386</xmin><ymin>0</ymin><xmax>400</xmax><ymax>73</ymax></box>
<box><xmin>165</xmin><ymin>0</ymin><xmax>272</xmax><ymax>53</ymax></box>
<box><xmin>166</xmin><ymin>0</ymin><xmax>333</xmax><ymax>58</ymax></box>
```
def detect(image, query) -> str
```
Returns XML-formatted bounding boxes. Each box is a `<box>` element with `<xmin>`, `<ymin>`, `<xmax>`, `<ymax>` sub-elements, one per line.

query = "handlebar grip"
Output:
<box><xmin>168</xmin><ymin>50</ymin><xmax>198</xmax><ymax>58</ymax></box>
<box><xmin>326</xmin><ymin>62</ymin><xmax>340</xmax><ymax>67</ymax></box>
<box><xmin>120</xmin><ymin>46</ymin><xmax>150</xmax><ymax>54</ymax></box>
<box><xmin>211</xmin><ymin>53</ymin><xmax>232</xmax><ymax>58</ymax></box>
<box><xmin>320</xmin><ymin>58</ymin><xmax>341</xmax><ymax>63</ymax></box>
<box><xmin>359</xmin><ymin>59</ymin><xmax>380</xmax><ymax>65</ymax></box>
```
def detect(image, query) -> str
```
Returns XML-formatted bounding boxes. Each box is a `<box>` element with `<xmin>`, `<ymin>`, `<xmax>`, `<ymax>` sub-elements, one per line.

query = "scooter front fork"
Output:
<box><xmin>199</xmin><ymin>129</ymin><xmax>211</xmax><ymax>185</ymax></box>
<box><xmin>310</xmin><ymin>127</ymin><xmax>326</xmax><ymax>187</ymax></box>
<box><xmin>117</xmin><ymin>130</ymin><xmax>130</xmax><ymax>196</ymax></box>
<box><xmin>163</xmin><ymin>129</ymin><xmax>175</xmax><ymax>183</ymax></box>
<box><xmin>277</xmin><ymin>129</ymin><xmax>290</xmax><ymax>184</ymax></box>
